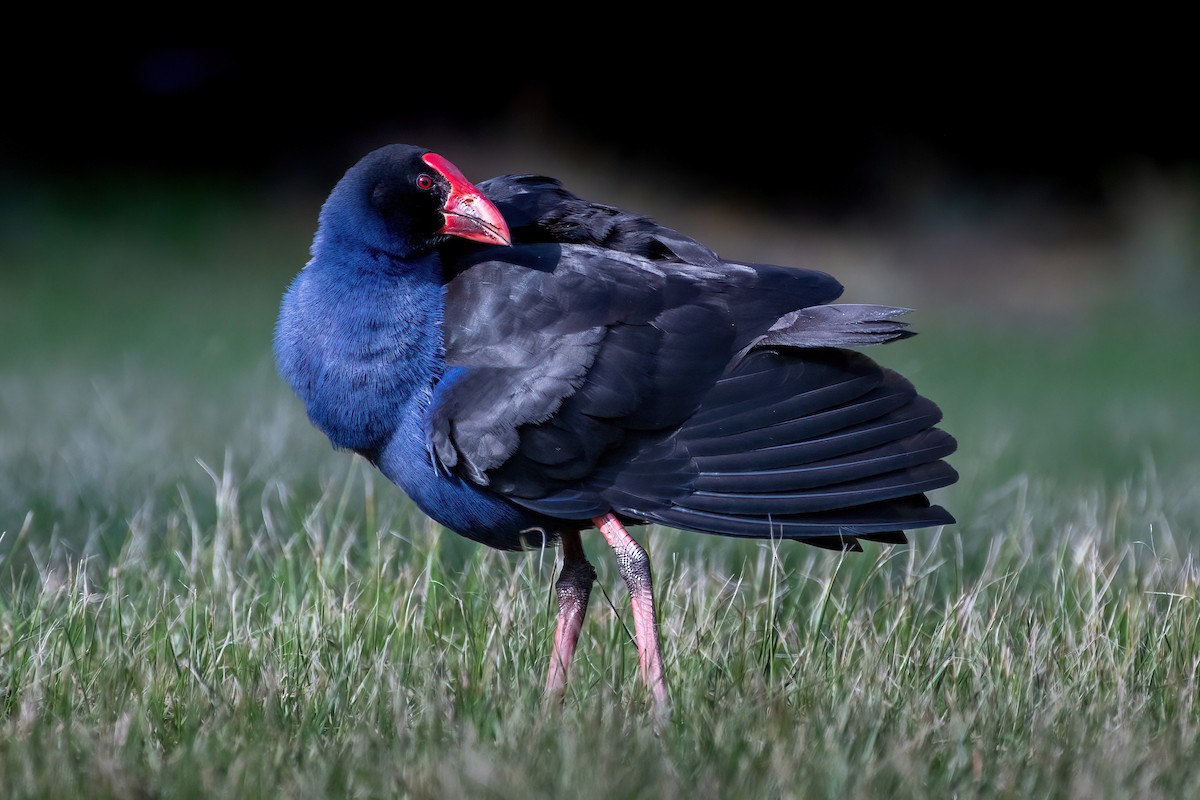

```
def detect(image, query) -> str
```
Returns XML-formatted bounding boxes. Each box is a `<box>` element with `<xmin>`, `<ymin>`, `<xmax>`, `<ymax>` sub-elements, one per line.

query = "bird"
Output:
<box><xmin>274</xmin><ymin>143</ymin><xmax>958</xmax><ymax>711</ymax></box>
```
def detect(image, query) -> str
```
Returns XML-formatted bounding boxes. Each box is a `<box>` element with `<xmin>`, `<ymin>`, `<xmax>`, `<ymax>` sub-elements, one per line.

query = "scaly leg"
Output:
<box><xmin>593</xmin><ymin>512</ymin><xmax>671</xmax><ymax>710</ymax></box>
<box><xmin>545</xmin><ymin>529</ymin><xmax>596</xmax><ymax>703</ymax></box>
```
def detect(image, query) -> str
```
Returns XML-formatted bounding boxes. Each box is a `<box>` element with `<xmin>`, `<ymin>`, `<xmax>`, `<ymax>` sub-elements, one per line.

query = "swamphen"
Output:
<box><xmin>274</xmin><ymin>144</ymin><xmax>958</xmax><ymax>710</ymax></box>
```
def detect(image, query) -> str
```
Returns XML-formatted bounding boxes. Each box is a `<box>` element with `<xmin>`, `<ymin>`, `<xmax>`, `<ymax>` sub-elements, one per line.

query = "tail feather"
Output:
<box><xmin>685</xmin><ymin>371</ymin><xmax>885</xmax><ymax>438</ymax></box>
<box><xmin>633</xmin><ymin>494</ymin><xmax>955</xmax><ymax>541</ymax></box>
<box><xmin>683</xmin><ymin>460</ymin><xmax>958</xmax><ymax>515</ymax></box>
<box><xmin>693</xmin><ymin>395</ymin><xmax>945</xmax><ymax>473</ymax></box>
<box><xmin>689</xmin><ymin>360</ymin><xmax>882</xmax><ymax>427</ymax></box>
<box><xmin>693</xmin><ymin>428</ymin><xmax>957</xmax><ymax>493</ymax></box>
<box><xmin>757</xmin><ymin>304</ymin><xmax>916</xmax><ymax>348</ymax></box>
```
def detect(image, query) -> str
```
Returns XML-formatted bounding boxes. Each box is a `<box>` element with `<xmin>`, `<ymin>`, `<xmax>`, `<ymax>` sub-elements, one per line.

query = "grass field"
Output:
<box><xmin>2</xmin><ymin>171</ymin><xmax>1199</xmax><ymax>798</ymax></box>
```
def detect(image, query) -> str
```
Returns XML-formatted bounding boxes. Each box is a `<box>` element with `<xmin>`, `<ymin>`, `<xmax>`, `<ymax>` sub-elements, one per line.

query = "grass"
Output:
<box><xmin>2</xmin><ymin>173</ymin><xmax>1199</xmax><ymax>798</ymax></box>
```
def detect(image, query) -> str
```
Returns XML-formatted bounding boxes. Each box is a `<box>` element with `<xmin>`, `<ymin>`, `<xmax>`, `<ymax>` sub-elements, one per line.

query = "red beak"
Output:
<box><xmin>422</xmin><ymin>152</ymin><xmax>512</xmax><ymax>246</ymax></box>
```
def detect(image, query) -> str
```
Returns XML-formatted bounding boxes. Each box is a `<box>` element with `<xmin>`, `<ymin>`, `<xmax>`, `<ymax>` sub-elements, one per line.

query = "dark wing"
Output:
<box><xmin>582</xmin><ymin>347</ymin><xmax>958</xmax><ymax>549</ymax></box>
<box><xmin>428</xmin><ymin>242</ymin><xmax>843</xmax><ymax>490</ymax></box>
<box><xmin>428</xmin><ymin>176</ymin><xmax>956</xmax><ymax>549</ymax></box>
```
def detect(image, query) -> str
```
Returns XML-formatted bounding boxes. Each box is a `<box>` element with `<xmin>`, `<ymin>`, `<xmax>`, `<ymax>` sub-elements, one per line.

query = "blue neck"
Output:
<box><xmin>276</xmin><ymin>249</ymin><xmax>445</xmax><ymax>455</ymax></box>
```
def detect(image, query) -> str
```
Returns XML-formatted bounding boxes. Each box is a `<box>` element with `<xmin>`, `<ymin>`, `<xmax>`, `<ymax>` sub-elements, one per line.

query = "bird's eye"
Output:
<box><xmin>416</xmin><ymin>174</ymin><xmax>434</xmax><ymax>190</ymax></box>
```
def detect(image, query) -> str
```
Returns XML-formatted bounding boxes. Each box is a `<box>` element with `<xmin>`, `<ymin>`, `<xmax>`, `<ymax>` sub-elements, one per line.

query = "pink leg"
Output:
<box><xmin>593</xmin><ymin>512</ymin><xmax>671</xmax><ymax>710</ymax></box>
<box><xmin>546</xmin><ymin>530</ymin><xmax>596</xmax><ymax>703</ymax></box>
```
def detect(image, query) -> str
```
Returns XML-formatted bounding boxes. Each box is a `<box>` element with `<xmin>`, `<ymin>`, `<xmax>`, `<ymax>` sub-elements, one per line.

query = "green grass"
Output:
<box><xmin>2</xmin><ymin>176</ymin><xmax>1199</xmax><ymax>798</ymax></box>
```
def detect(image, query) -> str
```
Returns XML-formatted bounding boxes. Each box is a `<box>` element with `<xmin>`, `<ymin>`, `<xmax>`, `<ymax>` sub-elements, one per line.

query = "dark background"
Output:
<box><xmin>6</xmin><ymin>44</ymin><xmax>1196</xmax><ymax>212</ymax></box>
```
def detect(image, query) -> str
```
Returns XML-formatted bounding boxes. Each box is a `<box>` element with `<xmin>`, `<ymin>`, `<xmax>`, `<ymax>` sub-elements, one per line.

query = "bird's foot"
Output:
<box><xmin>594</xmin><ymin>513</ymin><xmax>672</xmax><ymax>714</ymax></box>
<box><xmin>545</xmin><ymin>530</ymin><xmax>596</xmax><ymax>704</ymax></box>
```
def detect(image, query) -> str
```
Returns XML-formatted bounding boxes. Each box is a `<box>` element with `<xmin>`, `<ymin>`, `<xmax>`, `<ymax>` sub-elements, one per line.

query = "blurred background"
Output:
<box><xmin>2</xmin><ymin>43</ymin><xmax>1198</xmax><ymax>564</ymax></box>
